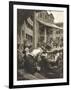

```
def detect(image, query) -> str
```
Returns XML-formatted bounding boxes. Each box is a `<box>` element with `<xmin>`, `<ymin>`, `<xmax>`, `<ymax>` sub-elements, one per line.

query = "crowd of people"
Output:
<box><xmin>17</xmin><ymin>42</ymin><xmax>63</xmax><ymax>80</ymax></box>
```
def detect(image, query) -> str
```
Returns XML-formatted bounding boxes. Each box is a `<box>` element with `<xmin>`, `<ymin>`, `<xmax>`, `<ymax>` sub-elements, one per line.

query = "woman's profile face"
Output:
<box><xmin>25</xmin><ymin>47</ymin><xmax>29</xmax><ymax>52</ymax></box>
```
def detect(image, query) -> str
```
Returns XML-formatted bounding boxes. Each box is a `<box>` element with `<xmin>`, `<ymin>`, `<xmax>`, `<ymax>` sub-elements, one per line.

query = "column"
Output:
<box><xmin>44</xmin><ymin>27</ymin><xmax>47</xmax><ymax>43</ymax></box>
<box><xmin>23</xmin><ymin>20</ymin><xmax>26</xmax><ymax>40</ymax></box>
<box><xmin>53</xmin><ymin>30</ymin><xmax>56</xmax><ymax>41</ymax></box>
<box><xmin>33</xmin><ymin>11</ymin><xmax>38</xmax><ymax>48</ymax></box>
<box><xmin>20</xmin><ymin>26</ymin><xmax>23</xmax><ymax>45</ymax></box>
<box><xmin>53</xmin><ymin>29</ymin><xmax>56</xmax><ymax>48</ymax></box>
<box><xmin>21</xmin><ymin>20</ymin><xmax>26</xmax><ymax>46</ymax></box>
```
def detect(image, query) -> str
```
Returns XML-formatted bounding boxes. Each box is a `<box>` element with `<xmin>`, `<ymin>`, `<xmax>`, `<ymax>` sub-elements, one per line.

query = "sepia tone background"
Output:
<box><xmin>17</xmin><ymin>9</ymin><xmax>63</xmax><ymax>80</ymax></box>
